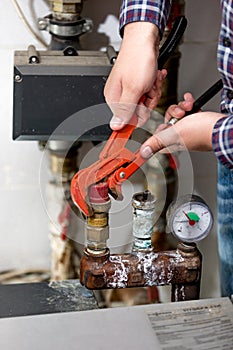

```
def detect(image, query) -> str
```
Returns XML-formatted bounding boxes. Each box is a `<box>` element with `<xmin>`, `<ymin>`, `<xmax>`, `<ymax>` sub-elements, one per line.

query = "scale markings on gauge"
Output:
<box><xmin>167</xmin><ymin>195</ymin><xmax>213</xmax><ymax>242</ymax></box>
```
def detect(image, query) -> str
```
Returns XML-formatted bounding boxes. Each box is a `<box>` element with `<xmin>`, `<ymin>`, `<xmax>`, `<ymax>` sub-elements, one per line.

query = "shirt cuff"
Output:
<box><xmin>119</xmin><ymin>1</ymin><xmax>171</xmax><ymax>38</ymax></box>
<box><xmin>212</xmin><ymin>116</ymin><xmax>233</xmax><ymax>170</ymax></box>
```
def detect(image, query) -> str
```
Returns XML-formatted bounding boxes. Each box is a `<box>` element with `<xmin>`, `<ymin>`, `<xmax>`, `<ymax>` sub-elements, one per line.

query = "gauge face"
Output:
<box><xmin>169</xmin><ymin>200</ymin><xmax>213</xmax><ymax>242</ymax></box>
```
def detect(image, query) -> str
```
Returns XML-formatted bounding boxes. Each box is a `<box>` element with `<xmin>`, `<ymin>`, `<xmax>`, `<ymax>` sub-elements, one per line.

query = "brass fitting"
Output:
<box><xmin>89</xmin><ymin>201</ymin><xmax>111</xmax><ymax>215</ymax></box>
<box><xmin>50</xmin><ymin>0</ymin><xmax>83</xmax><ymax>21</ymax></box>
<box><xmin>50</xmin><ymin>0</ymin><xmax>83</xmax><ymax>13</ymax></box>
<box><xmin>86</xmin><ymin>182</ymin><xmax>111</xmax><ymax>255</ymax></box>
<box><xmin>86</xmin><ymin>225</ymin><xmax>109</xmax><ymax>253</ymax></box>
<box><xmin>49</xmin><ymin>150</ymin><xmax>77</xmax><ymax>182</ymax></box>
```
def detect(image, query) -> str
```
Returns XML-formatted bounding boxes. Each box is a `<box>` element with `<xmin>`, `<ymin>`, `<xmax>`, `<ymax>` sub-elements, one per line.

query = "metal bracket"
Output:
<box><xmin>38</xmin><ymin>15</ymin><xmax>93</xmax><ymax>38</ymax></box>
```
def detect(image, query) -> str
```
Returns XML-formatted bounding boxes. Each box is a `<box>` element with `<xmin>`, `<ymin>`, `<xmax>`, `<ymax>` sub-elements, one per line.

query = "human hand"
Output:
<box><xmin>140</xmin><ymin>111</ymin><xmax>225</xmax><ymax>158</ymax></box>
<box><xmin>164</xmin><ymin>92</ymin><xmax>195</xmax><ymax>124</ymax></box>
<box><xmin>104</xmin><ymin>22</ymin><xmax>167</xmax><ymax>130</ymax></box>
<box><xmin>155</xmin><ymin>92</ymin><xmax>195</xmax><ymax>134</ymax></box>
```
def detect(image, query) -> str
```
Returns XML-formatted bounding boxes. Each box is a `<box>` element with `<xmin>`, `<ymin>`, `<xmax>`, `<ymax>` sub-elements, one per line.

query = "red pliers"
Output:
<box><xmin>70</xmin><ymin>114</ymin><xmax>146</xmax><ymax>216</ymax></box>
<box><xmin>70</xmin><ymin>16</ymin><xmax>188</xmax><ymax>217</ymax></box>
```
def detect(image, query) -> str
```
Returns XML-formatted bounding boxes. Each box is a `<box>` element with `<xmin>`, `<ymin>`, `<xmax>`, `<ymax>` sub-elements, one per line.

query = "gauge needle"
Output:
<box><xmin>183</xmin><ymin>211</ymin><xmax>200</xmax><ymax>226</ymax></box>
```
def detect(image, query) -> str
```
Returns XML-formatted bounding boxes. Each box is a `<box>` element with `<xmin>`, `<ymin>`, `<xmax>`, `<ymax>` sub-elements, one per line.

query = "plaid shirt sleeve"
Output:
<box><xmin>212</xmin><ymin>116</ymin><xmax>233</xmax><ymax>170</ymax></box>
<box><xmin>119</xmin><ymin>0</ymin><xmax>172</xmax><ymax>37</ymax></box>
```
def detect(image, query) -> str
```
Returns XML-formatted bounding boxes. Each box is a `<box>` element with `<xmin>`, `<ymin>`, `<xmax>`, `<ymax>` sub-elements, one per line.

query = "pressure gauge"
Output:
<box><xmin>167</xmin><ymin>194</ymin><xmax>213</xmax><ymax>243</ymax></box>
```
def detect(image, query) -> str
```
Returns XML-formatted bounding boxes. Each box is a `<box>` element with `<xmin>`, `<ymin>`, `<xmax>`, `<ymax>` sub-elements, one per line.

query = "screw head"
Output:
<box><xmin>119</xmin><ymin>172</ymin><xmax>125</xmax><ymax>179</ymax></box>
<box><xmin>38</xmin><ymin>19</ymin><xmax>47</xmax><ymax>30</ymax></box>
<box><xmin>14</xmin><ymin>75</ymin><xmax>22</xmax><ymax>82</ymax></box>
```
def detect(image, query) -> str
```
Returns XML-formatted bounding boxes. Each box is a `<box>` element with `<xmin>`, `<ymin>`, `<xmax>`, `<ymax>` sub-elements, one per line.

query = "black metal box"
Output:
<box><xmin>13</xmin><ymin>50</ymin><xmax>113</xmax><ymax>141</ymax></box>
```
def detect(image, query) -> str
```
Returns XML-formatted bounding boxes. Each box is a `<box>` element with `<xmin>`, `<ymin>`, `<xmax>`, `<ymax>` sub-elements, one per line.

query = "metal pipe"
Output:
<box><xmin>132</xmin><ymin>190</ymin><xmax>156</xmax><ymax>251</ymax></box>
<box><xmin>86</xmin><ymin>182</ymin><xmax>111</xmax><ymax>255</ymax></box>
<box><xmin>80</xmin><ymin>242</ymin><xmax>202</xmax><ymax>301</ymax></box>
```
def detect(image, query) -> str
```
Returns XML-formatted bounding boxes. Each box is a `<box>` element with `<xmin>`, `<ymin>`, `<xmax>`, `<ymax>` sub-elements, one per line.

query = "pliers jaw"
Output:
<box><xmin>70</xmin><ymin>169</ymin><xmax>93</xmax><ymax>217</ymax></box>
<box><xmin>70</xmin><ymin>115</ymin><xmax>146</xmax><ymax>217</ymax></box>
<box><xmin>70</xmin><ymin>173</ymin><xmax>123</xmax><ymax>218</ymax></box>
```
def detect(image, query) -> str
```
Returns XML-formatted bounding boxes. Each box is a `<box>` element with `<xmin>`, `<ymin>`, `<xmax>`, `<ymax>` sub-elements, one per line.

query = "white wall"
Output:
<box><xmin>0</xmin><ymin>0</ymin><xmax>221</xmax><ymax>298</ymax></box>
<box><xmin>0</xmin><ymin>1</ymin><xmax>51</xmax><ymax>270</ymax></box>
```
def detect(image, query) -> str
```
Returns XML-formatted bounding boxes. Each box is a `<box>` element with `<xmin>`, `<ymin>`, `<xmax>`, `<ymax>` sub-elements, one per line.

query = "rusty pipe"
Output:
<box><xmin>80</xmin><ymin>242</ymin><xmax>202</xmax><ymax>301</ymax></box>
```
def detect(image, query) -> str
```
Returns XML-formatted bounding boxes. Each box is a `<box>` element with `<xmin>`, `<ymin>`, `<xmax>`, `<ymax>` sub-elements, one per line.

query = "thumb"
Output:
<box><xmin>140</xmin><ymin>126</ymin><xmax>183</xmax><ymax>158</ymax></box>
<box><xmin>110</xmin><ymin>90</ymin><xmax>141</xmax><ymax>130</ymax></box>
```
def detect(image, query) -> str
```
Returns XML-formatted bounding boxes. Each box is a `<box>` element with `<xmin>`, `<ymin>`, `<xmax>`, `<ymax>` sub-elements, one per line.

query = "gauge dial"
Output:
<box><xmin>167</xmin><ymin>195</ymin><xmax>213</xmax><ymax>242</ymax></box>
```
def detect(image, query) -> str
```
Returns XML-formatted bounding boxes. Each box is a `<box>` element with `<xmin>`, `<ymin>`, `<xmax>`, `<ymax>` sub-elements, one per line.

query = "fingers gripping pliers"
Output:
<box><xmin>70</xmin><ymin>16</ymin><xmax>188</xmax><ymax>217</ymax></box>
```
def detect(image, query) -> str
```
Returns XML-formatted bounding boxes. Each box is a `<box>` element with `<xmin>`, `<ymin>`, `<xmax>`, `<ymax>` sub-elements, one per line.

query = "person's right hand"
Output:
<box><xmin>104</xmin><ymin>22</ymin><xmax>166</xmax><ymax>130</ymax></box>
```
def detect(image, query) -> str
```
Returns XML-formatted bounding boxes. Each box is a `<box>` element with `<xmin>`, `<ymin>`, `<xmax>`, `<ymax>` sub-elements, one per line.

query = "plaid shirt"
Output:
<box><xmin>119</xmin><ymin>0</ymin><xmax>172</xmax><ymax>37</ymax></box>
<box><xmin>120</xmin><ymin>0</ymin><xmax>233</xmax><ymax>170</ymax></box>
<box><xmin>212</xmin><ymin>0</ymin><xmax>233</xmax><ymax>170</ymax></box>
